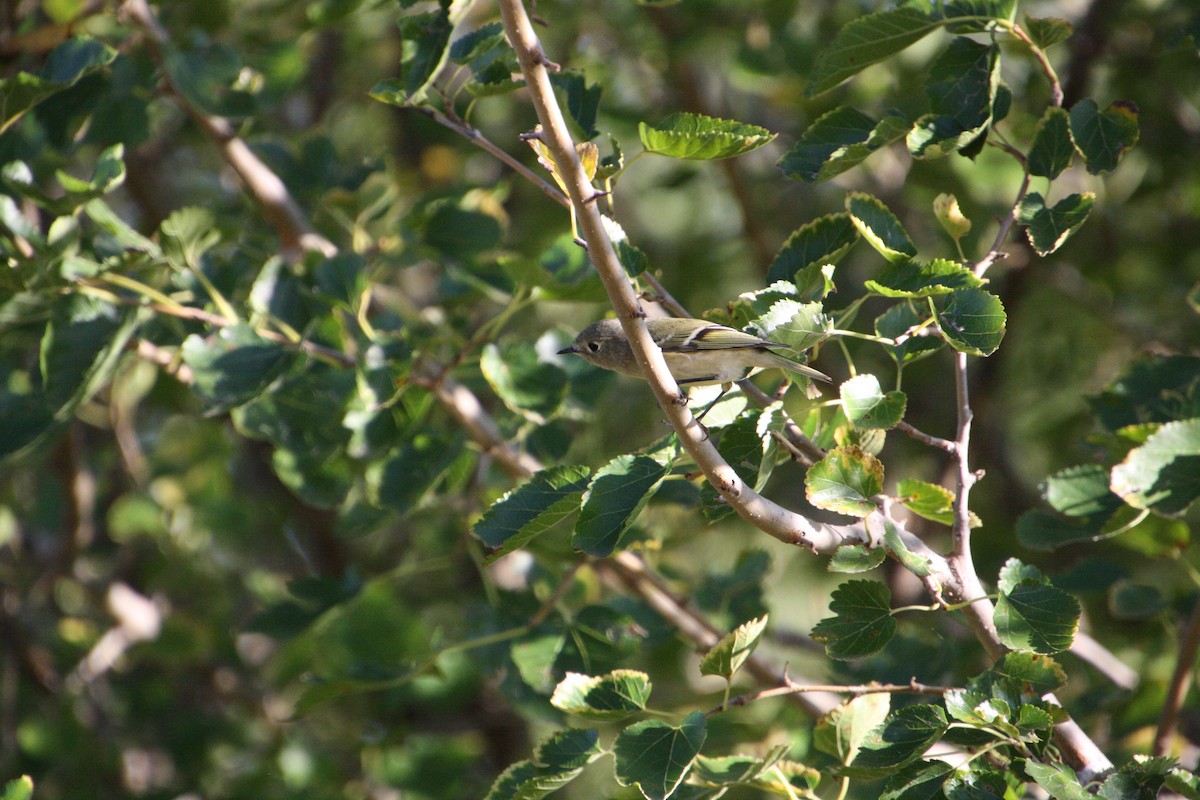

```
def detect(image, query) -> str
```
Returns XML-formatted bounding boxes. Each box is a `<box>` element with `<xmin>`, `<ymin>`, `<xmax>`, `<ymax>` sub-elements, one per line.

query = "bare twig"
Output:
<box><xmin>413</xmin><ymin>106</ymin><xmax>568</xmax><ymax>208</ymax></box>
<box><xmin>896</xmin><ymin>421</ymin><xmax>956</xmax><ymax>453</ymax></box>
<box><xmin>1154</xmin><ymin>598</ymin><xmax>1200</xmax><ymax>756</ymax></box>
<box><xmin>710</xmin><ymin>677</ymin><xmax>954</xmax><ymax>716</ymax></box>
<box><xmin>1009</xmin><ymin>24</ymin><xmax>1065</xmax><ymax>108</ymax></box>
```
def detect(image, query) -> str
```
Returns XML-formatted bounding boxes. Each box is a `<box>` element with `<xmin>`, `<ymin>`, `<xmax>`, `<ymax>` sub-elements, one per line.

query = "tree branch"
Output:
<box><xmin>120</xmin><ymin>0</ymin><xmax>337</xmax><ymax>259</ymax></box>
<box><xmin>1154</xmin><ymin>598</ymin><xmax>1200</xmax><ymax>757</ymax></box>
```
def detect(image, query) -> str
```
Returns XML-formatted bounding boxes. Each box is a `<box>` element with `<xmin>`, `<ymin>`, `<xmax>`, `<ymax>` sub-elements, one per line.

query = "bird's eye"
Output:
<box><xmin>587</xmin><ymin>341</ymin><xmax>600</xmax><ymax>352</ymax></box>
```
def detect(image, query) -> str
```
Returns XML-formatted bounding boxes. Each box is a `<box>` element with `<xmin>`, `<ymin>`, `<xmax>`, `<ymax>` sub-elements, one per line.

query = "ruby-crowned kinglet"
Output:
<box><xmin>557</xmin><ymin>317</ymin><xmax>830</xmax><ymax>387</ymax></box>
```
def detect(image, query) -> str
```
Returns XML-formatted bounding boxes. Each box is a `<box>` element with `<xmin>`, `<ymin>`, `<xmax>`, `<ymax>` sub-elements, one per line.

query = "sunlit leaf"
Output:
<box><xmin>699</xmin><ymin>614</ymin><xmax>768</xmax><ymax>680</ymax></box>
<box><xmin>550</xmin><ymin>670</ymin><xmax>652</xmax><ymax>719</ymax></box>
<box><xmin>841</xmin><ymin>374</ymin><xmax>906</xmax><ymax>429</ymax></box>
<box><xmin>639</xmin><ymin>112</ymin><xmax>775</xmax><ymax>160</ymax></box>
<box><xmin>1110</xmin><ymin>419</ymin><xmax>1200</xmax><ymax>515</ymax></box>
<box><xmin>846</xmin><ymin>192</ymin><xmax>917</xmax><ymax>263</ymax></box>
<box><xmin>806</xmin><ymin>446</ymin><xmax>884</xmax><ymax>517</ymax></box>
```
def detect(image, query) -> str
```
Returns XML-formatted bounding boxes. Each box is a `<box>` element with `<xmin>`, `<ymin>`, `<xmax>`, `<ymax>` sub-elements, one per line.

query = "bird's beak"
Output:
<box><xmin>557</xmin><ymin>344</ymin><xmax>578</xmax><ymax>355</ymax></box>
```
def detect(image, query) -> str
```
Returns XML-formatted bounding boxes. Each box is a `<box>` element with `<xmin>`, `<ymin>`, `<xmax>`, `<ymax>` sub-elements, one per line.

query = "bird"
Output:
<box><xmin>556</xmin><ymin>317</ymin><xmax>830</xmax><ymax>388</ymax></box>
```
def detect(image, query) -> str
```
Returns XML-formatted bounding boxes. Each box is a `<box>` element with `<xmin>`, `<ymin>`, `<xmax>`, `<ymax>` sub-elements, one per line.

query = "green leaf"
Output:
<box><xmin>806</xmin><ymin>446</ymin><xmax>884</xmax><ymax>518</ymax></box>
<box><xmin>1043</xmin><ymin>464</ymin><xmax>1124</xmax><ymax>517</ymax></box>
<box><xmin>942</xmin><ymin>768</ymin><xmax>1009</xmax><ymax>800</ymax></box>
<box><xmin>551</xmin><ymin>71</ymin><xmax>602</xmax><ymax>140</ymax></box>
<box><xmin>875</xmin><ymin>303</ymin><xmax>943</xmax><ymax>366</ymax></box>
<box><xmin>423</xmin><ymin>199</ymin><xmax>503</xmax><ymax>258</ymax></box>
<box><xmin>0</xmin><ymin>776</ymin><xmax>32</xmax><ymax>800</ymax></box>
<box><xmin>864</xmin><ymin>258</ymin><xmax>982</xmax><ymax>298</ymax></box>
<box><xmin>779</xmin><ymin>106</ymin><xmax>910</xmax><ymax>183</ymax></box>
<box><xmin>1110</xmin><ymin>419</ymin><xmax>1200</xmax><ymax>515</ymax></box>
<box><xmin>1098</xmin><ymin>757</ymin><xmax>1175</xmax><ymax>800</ymax></box>
<box><xmin>811</xmin><ymin>579</ymin><xmax>895</xmax><ymax>660</ymax></box>
<box><xmin>938</xmin><ymin>288</ymin><xmax>1006</xmax><ymax>356</ymax></box>
<box><xmin>474</xmin><ymin>465</ymin><xmax>591</xmax><ymax>560</ymax></box>
<box><xmin>881</xmin><ymin>760</ymin><xmax>954</xmax><ymax>800</ymax></box>
<box><xmin>0</xmin><ymin>37</ymin><xmax>116</xmax><ymax>135</ymax></box>
<box><xmin>882</xmin><ymin>519</ymin><xmax>933</xmax><ymax>577</ymax></box>
<box><xmin>766</xmin><ymin>213</ymin><xmax>859</xmax><ymax>284</ymax></box>
<box><xmin>1109</xmin><ymin>580</ymin><xmax>1166</xmax><ymax>620</ymax></box>
<box><xmin>806</xmin><ymin>7</ymin><xmax>943</xmax><ymax>96</ymax></box>
<box><xmin>373</xmin><ymin>433</ymin><xmax>464</xmax><ymax>513</ymax></box>
<box><xmin>550</xmin><ymin>670</ymin><xmax>652</xmax><ymax>719</ymax></box>
<box><xmin>613</xmin><ymin>711</ymin><xmax>707</xmax><ymax>800</ymax></box>
<box><xmin>483</xmin><ymin>728</ymin><xmax>602</xmax><ymax>800</ymax></box>
<box><xmin>907</xmin><ymin>38</ymin><xmax>998</xmax><ymax>159</ymax></box>
<box><xmin>747</xmin><ymin>298</ymin><xmax>833</xmax><ymax>353</ymax></box>
<box><xmin>181</xmin><ymin>325</ymin><xmax>302</xmax><ymax>413</ymax></box>
<box><xmin>164</xmin><ymin>41</ymin><xmax>255</xmax><ymax>118</ymax></box>
<box><xmin>40</xmin><ymin>294</ymin><xmax>127</xmax><ymax>411</ymax></box>
<box><xmin>690</xmin><ymin>747</ymin><xmax>789</xmax><ymax>787</ymax></box>
<box><xmin>1068</xmin><ymin>98</ymin><xmax>1139</xmax><ymax>174</ymax></box>
<box><xmin>793</xmin><ymin>263</ymin><xmax>838</xmax><ymax>302</ymax></box>
<box><xmin>1017</xmin><ymin>192</ymin><xmax>1095</xmax><ymax>256</ymax></box>
<box><xmin>481</xmin><ymin>342</ymin><xmax>569</xmax><ymax>422</ymax></box>
<box><xmin>1024</xmin><ymin>761</ymin><xmax>1092</xmax><ymax>800</ymax></box>
<box><xmin>1015</xmin><ymin>510</ymin><xmax>1108</xmax><ymax>551</ymax></box>
<box><xmin>829</xmin><ymin>545</ymin><xmax>887</xmax><ymax>573</ymax></box>
<box><xmin>602</xmin><ymin>215</ymin><xmax>649</xmax><ymax>277</ymax></box>
<box><xmin>702</xmin><ymin>410</ymin><xmax>778</xmax><ymax>519</ymax></box>
<box><xmin>85</xmin><ymin>199</ymin><xmax>160</xmax><ymax>255</ymax></box>
<box><xmin>160</xmin><ymin>207</ymin><xmax>221</xmax><ymax>269</ymax></box>
<box><xmin>1028</xmin><ymin>107</ymin><xmax>1074</xmax><ymax>179</ymax></box>
<box><xmin>1089</xmin><ymin>356</ymin><xmax>1200</xmax><ymax>432</ymax></box>
<box><xmin>849</xmin><ymin>705</ymin><xmax>949</xmax><ymax>776</ymax></box>
<box><xmin>638</xmin><ymin>112</ymin><xmax>775</xmax><ymax>160</ymax></box>
<box><xmin>574</xmin><ymin>455</ymin><xmax>670</xmax><ymax>557</ymax></box>
<box><xmin>990</xmin><ymin>651</ymin><xmax>1068</xmax><ymax>696</ymax></box>
<box><xmin>814</xmin><ymin>693</ymin><xmax>890</xmax><ymax>764</ymax></box>
<box><xmin>1166</xmin><ymin>768</ymin><xmax>1200</xmax><ymax>800</ymax></box>
<box><xmin>1023</xmin><ymin>16</ymin><xmax>1073</xmax><ymax>49</ymax></box>
<box><xmin>699</xmin><ymin>614</ymin><xmax>768</xmax><ymax>680</ymax></box>
<box><xmin>399</xmin><ymin>5</ymin><xmax>452</xmax><ymax>103</ymax></box>
<box><xmin>846</xmin><ymin>192</ymin><xmax>917</xmax><ymax>263</ymax></box>
<box><xmin>994</xmin><ymin>560</ymin><xmax>1080</xmax><ymax>654</ymax></box>
<box><xmin>898</xmin><ymin>479</ymin><xmax>953</xmax><ymax>527</ymax></box>
<box><xmin>841</xmin><ymin>374</ymin><xmax>906</xmax><ymax>429</ymax></box>
<box><xmin>449</xmin><ymin>22</ymin><xmax>505</xmax><ymax>63</ymax></box>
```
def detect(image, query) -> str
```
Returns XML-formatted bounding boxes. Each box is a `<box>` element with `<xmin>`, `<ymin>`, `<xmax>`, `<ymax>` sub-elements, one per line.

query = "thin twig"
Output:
<box><xmin>413</xmin><ymin>106</ymin><xmax>568</xmax><ymax>208</ymax></box>
<box><xmin>1009</xmin><ymin>23</ymin><xmax>1065</xmax><ymax>108</ymax></box>
<box><xmin>1154</xmin><ymin>598</ymin><xmax>1200</xmax><ymax>756</ymax></box>
<box><xmin>710</xmin><ymin>677</ymin><xmax>954</xmax><ymax>716</ymax></box>
<box><xmin>896</xmin><ymin>420</ymin><xmax>956</xmax><ymax>453</ymax></box>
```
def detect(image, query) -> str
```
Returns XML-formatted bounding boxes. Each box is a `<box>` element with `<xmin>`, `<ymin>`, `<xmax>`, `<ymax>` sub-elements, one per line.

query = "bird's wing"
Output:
<box><xmin>655</xmin><ymin>324</ymin><xmax>777</xmax><ymax>352</ymax></box>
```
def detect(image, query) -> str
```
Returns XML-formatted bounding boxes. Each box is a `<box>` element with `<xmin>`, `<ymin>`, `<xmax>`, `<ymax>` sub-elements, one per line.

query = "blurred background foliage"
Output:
<box><xmin>0</xmin><ymin>0</ymin><xmax>1198</xmax><ymax>798</ymax></box>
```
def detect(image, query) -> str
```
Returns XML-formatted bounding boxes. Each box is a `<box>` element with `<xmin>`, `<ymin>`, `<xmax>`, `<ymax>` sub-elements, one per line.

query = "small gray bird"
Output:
<box><xmin>557</xmin><ymin>317</ymin><xmax>830</xmax><ymax>387</ymax></box>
